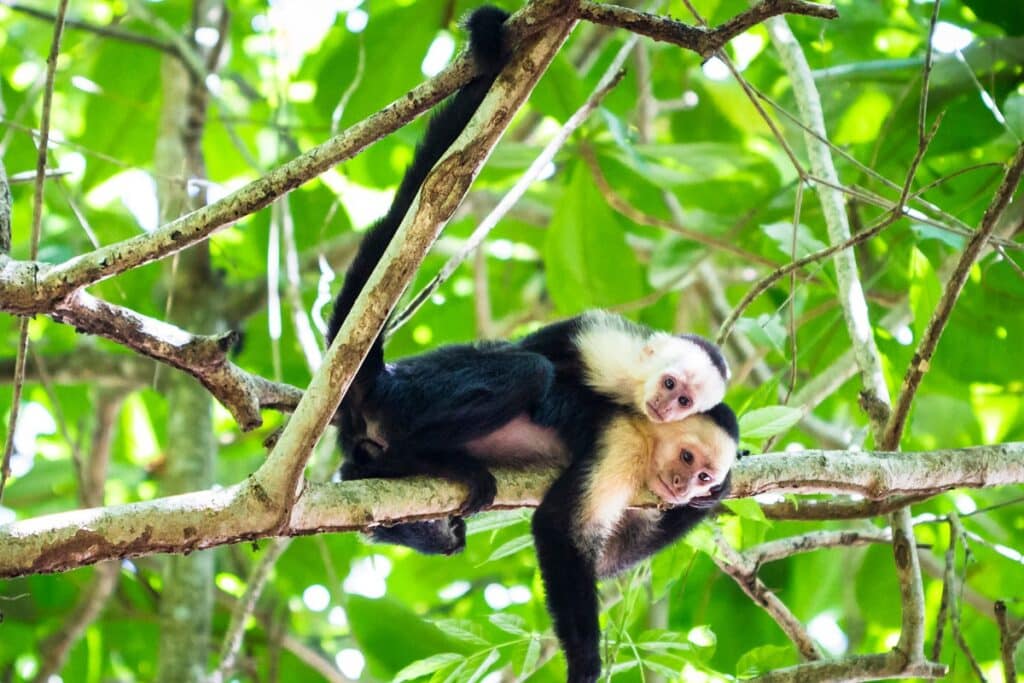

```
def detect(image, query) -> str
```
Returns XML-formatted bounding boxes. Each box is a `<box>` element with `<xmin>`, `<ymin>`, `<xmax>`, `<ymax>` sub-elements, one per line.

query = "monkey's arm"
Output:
<box><xmin>596</xmin><ymin>475</ymin><xmax>731</xmax><ymax>578</ymax></box>
<box><xmin>531</xmin><ymin>468</ymin><xmax>603</xmax><ymax>683</ymax></box>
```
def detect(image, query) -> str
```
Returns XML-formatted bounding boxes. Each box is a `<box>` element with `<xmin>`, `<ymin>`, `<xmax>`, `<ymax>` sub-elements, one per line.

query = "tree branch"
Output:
<box><xmin>248</xmin><ymin>0</ymin><xmax>577</xmax><ymax>516</ymax></box>
<box><xmin>759</xmin><ymin>493</ymin><xmax>936</xmax><ymax>521</ymax></box>
<box><xmin>882</xmin><ymin>142</ymin><xmax>1024</xmax><ymax>447</ymax></box>
<box><xmin>995</xmin><ymin>600</ymin><xmax>1021</xmax><ymax>683</ymax></box>
<box><xmin>1</xmin><ymin>444</ymin><xmax>1020</xmax><ymax>578</ymax></box>
<box><xmin>0</xmin><ymin>158</ymin><xmax>10</xmax><ymax>254</ymax></box>
<box><xmin>713</xmin><ymin>529</ymin><xmax>823</xmax><ymax>660</ymax></box>
<box><xmin>749</xmin><ymin>653</ymin><xmax>946</xmax><ymax>682</ymax></box>
<box><xmin>390</xmin><ymin>34</ymin><xmax>632</xmax><ymax>334</ymax></box>
<box><xmin>576</xmin><ymin>0</ymin><xmax>837</xmax><ymax>58</ymax></box>
<box><xmin>0</xmin><ymin>0</ymin><xmax>178</xmax><ymax>55</ymax></box>
<box><xmin>0</xmin><ymin>18</ymin><xmax>493</xmax><ymax>314</ymax></box>
<box><xmin>46</xmin><ymin>290</ymin><xmax>303</xmax><ymax>431</ymax></box>
<box><xmin>743</xmin><ymin>528</ymin><xmax>893</xmax><ymax>566</ymax></box>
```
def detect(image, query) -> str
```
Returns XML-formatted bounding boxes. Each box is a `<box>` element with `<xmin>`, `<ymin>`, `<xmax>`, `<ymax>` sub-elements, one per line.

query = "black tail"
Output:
<box><xmin>327</xmin><ymin>6</ymin><xmax>510</xmax><ymax>382</ymax></box>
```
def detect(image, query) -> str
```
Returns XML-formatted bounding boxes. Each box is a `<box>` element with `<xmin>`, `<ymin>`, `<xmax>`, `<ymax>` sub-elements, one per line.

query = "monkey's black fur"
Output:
<box><xmin>327</xmin><ymin>6</ymin><xmax>543</xmax><ymax>554</ymax></box>
<box><xmin>325</xmin><ymin>9</ymin><xmax>740</xmax><ymax>679</ymax></box>
<box><xmin>531</xmin><ymin>400</ymin><xmax>738</xmax><ymax>682</ymax></box>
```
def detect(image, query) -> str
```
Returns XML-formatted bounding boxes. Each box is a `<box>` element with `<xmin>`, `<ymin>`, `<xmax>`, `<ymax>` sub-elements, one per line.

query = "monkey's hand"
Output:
<box><xmin>459</xmin><ymin>468</ymin><xmax>497</xmax><ymax>516</ymax></box>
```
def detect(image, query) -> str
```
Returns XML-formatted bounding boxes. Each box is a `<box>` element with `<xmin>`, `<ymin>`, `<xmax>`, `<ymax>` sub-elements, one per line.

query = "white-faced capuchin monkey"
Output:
<box><xmin>326</xmin><ymin>5</ymin><xmax>730</xmax><ymax>554</ymax></box>
<box><xmin>321</xmin><ymin>6</ymin><xmax>740</xmax><ymax>680</ymax></box>
<box><xmin>532</xmin><ymin>404</ymin><xmax>739</xmax><ymax>683</ymax></box>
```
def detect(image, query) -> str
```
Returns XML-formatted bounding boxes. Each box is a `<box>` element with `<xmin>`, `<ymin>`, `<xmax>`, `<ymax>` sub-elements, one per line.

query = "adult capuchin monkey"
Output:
<box><xmin>324</xmin><ymin>7</ymin><xmax>741</xmax><ymax>679</ymax></box>
<box><xmin>326</xmin><ymin>5</ymin><xmax>732</xmax><ymax>554</ymax></box>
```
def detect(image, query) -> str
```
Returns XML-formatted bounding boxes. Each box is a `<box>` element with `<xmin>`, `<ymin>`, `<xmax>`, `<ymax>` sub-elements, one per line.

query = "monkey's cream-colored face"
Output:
<box><xmin>637</xmin><ymin>337</ymin><xmax>727</xmax><ymax>424</ymax></box>
<box><xmin>646</xmin><ymin>414</ymin><xmax>736</xmax><ymax>506</ymax></box>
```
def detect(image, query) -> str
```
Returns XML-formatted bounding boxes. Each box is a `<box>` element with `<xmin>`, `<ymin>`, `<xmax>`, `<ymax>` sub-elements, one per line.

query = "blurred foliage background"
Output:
<box><xmin>0</xmin><ymin>0</ymin><xmax>1022</xmax><ymax>680</ymax></box>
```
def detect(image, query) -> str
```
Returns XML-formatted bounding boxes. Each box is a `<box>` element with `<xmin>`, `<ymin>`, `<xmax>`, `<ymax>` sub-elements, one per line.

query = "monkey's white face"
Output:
<box><xmin>646</xmin><ymin>414</ymin><xmax>737</xmax><ymax>505</ymax></box>
<box><xmin>637</xmin><ymin>337</ymin><xmax>727</xmax><ymax>424</ymax></box>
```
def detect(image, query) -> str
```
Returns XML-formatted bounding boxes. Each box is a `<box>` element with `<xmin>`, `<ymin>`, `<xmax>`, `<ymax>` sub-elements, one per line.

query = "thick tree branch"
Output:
<box><xmin>759</xmin><ymin>493</ymin><xmax>935</xmax><ymax>521</ymax></box>
<box><xmin>249</xmin><ymin>1</ymin><xmax>576</xmax><ymax>515</ymax></box>
<box><xmin>46</xmin><ymin>290</ymin><xmax>303</xmax><ymax>431</ymax></box>
<box><xmin>390</xmin><ymin>36</ymin><xmax>632</xmax><ymax>333</ymax></box>
<box><xmin>1</xmin><ymin>444</ymin><xmax>1020</xmax><ymax>578</ymax></box>
<box><xmin>576</xmin><ymin>0</ymin><xmax>836</xmax><ymax>58</ymax></box>
<box><xmin>749</xmin><ymin>653</ymin><xmax>947</xmax><ymax>682</ymax></box>
<box><xmin>0</xmin><ymin>20</ymin><xmax>493</xmax><ymax>315</ymax></box>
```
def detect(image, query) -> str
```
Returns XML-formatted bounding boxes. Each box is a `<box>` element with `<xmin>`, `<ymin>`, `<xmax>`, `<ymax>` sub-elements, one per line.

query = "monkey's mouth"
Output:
<box><xmin>646</xmin><ymin>402</ymin><xmax>666</xmax><ymax>422</ymax></box>
<box><xmin>654</xmin><ymin>476</ymin><xmax>685</xmax><ymax>505</ymax></box>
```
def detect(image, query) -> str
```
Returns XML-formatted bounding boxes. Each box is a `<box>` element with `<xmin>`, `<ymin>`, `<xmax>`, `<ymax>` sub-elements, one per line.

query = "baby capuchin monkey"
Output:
<box><xmin>326</xmin><ymin>4</ymin><xmax>733</xmax><ymax>556</ymax></box>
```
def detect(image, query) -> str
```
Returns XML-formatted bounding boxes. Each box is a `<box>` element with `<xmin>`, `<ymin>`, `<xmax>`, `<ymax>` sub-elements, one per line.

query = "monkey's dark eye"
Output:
<box><xmin>698</xmin><ymin>472</ymin><xmax>712</xmax><ymax>483</ymax></box>
<box><xmin>663</xmin><ymin>377</ymin><xmax>675</xmax><ymax>390</ymax></box>
<box><xmin>681</xmin><ymin>450</ymin><xmax>694</xmax><ymax>464</ymax></box>
<box><xmin>678</xmin><ymin>395</ymin><xmax>691</xmax><ymax>408</ymax></box>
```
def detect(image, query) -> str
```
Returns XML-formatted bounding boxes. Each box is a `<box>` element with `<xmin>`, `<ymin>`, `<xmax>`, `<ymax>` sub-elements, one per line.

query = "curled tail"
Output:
<box><xmin>327</xmin><ymin>6</ymin><xmax>510</xmax><ymax>382</ymax></box>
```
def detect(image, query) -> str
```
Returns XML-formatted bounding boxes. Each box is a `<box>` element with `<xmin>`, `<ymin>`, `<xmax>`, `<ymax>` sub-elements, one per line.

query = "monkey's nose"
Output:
<box><xmin>672</xmin><ymin>474</ymin><xmax>684</xmax><ymax>491</ymax></box>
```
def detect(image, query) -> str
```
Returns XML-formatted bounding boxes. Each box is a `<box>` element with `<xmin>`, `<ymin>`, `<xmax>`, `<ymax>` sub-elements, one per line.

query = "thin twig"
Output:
<box><xmin>30</xmin><ymin>0</ymin><xmax>70</xmax><ymax>258</ymax></box>
<box><xmin>716</xmin><ymin>210</ymin><xmax>899</xmax><ymax>345</ymax></box>
<box><xmin>0</xmin><ymin>0</ymin><xmax>177</xmax><ymax>55</ymax></box>
<box><xmin>930</xmin><ymin>522</ymin><xmax>954</xmax><ymax>661</ymax></box>
<box><xmin>744</xmin><ymin>528</ymin><xmax>892</xmax><ymax>566</ymax></box>
<box><xmin>995</xmin><ymin>601</ymin><xmax>1019</xmax><ymax>683</ymax></box>
<box><xmin>882</xmin><ymin>142</ymin><xmax>1024</xmax><ymax>448</ymax></box>
<box><xmin>2</xmin><ymin>0</ymin><xmax>70</xmax><ymax>506</ymax></box>
<box><xmin>212</xmin><ymin>539</ymin><xmax>292</xmax><ymax>682</ymax></box>
<box><xmin>712</xmin><ymin>528</ymin><xmax>823</xmax><ymax>660</ymax></box>
<box><xmin>388</xmin><ymin>44</ymin><xmax>631</xmax><ymax>334</ymax></box>
<box><xmin>0</xmin><ymin>158</ymin><xmax>11</xmax><ymax>253</ymax></box>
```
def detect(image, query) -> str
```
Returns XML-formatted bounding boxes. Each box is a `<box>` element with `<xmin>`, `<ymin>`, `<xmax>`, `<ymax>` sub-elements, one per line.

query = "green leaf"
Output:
<box><xmin>735</xmin><ymin>315</ymin><xmax>788</xmax><ymax>358</ymax></box>
<box><xmin>481</xmin><ymin>534</ymin><xmax>533</xmax><ymax>563</ymax></box>
<box><xmin>960</xmin><ymin>0</ymin><xmax>1024</xmax><ymax>34</ymax></box>
<box><xmin>464</xmin><ymin>650</ymin><xmax>501</xmax><ymax>683</ymax></box>
<box><xmin>1006</xmin><ymin>90</ymin><xmax>1024</xmax><ymax>140</ymax></box>
<box><xmin>432</xmin><ymin>620</ymin><xmax>492</xmax><ymax>647</ymax></box>
<box><xmin>722</xmin><ymin>498</ymin><xmax>767</xmax><ymax>522</ymax></box>
<box><xmin>466</xmin><ymin>510</ymin><xmax>529</xmax><ymax>535</ymax></box>
<box><xmin>521</xmin><ymin>634</ymin><xmax>542</xmax><ymax>676</ymax></box>
<box><xmin>347</xmin><ymin>596</ymin><xmax>472</xmax><ymax>676</ymax></box>
<box><xmin>488</xmin><ymin>613</ymin><xmax>530</xmax><ymax>637</ymax></box>
<box><xmin>761</xmin><ymin>222</ymin><xmax>828</xmax><ymax>259</ymax></box>
<box><xmin>739</xmin><ymin>406</ymin><xmax>804</xmax><ymax>440</ymax></box>
<box><xmin>543</xmin><ymin>162</ymin><xmax>646</xmax><ymax>314</ymax></box>
<box><xmin>636</xmin><ymin>629</ymin><xmax>699</xmax><ymax>653</ymax></box>
<box><xmin>394</xmin><ymin>653</ymin><xmax>465</xmax><ymax>682</ymax></box>
<box><xmin>908</xmin><ymin>247</ymin><xmax>941</xmax><ymax>346</ymax></box>
<box><xmin>736</xmin><ymin>644</ymin><xmax>799</xmax><ymax>678</ymax></box>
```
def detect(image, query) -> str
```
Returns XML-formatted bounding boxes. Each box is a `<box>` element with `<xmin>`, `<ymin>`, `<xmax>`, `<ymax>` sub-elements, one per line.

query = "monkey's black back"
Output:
<box><xmin>516</xmin><ymin>315</ymin><xmax>620</xmax><ymax>462</ymax></box>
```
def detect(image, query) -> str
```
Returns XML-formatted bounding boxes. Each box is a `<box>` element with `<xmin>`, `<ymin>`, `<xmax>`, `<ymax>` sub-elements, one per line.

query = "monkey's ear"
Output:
<box><xmin>640</xmin><ymin>344</ymin><xmax>656</xmax><ymax>358</ymax></box>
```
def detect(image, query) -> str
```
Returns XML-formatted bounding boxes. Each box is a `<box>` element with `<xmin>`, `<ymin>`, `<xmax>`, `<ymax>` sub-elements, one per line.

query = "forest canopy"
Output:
<box><xmin>0</xmin><ymin>0</ymin><xmax>1022</xmax><ymax>681</ymax></box>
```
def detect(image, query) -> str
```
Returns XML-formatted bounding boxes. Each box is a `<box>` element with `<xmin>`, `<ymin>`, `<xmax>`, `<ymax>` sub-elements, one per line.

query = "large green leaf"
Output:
<box><xmin>543</xmin><ymin>162</ymin><xmax>646</xmax><ymax>313</ymax></box>
<box><xmin>347</xmin><ymin>595</ymin><xmax>475</xmax><ymax>677</ymax></box>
